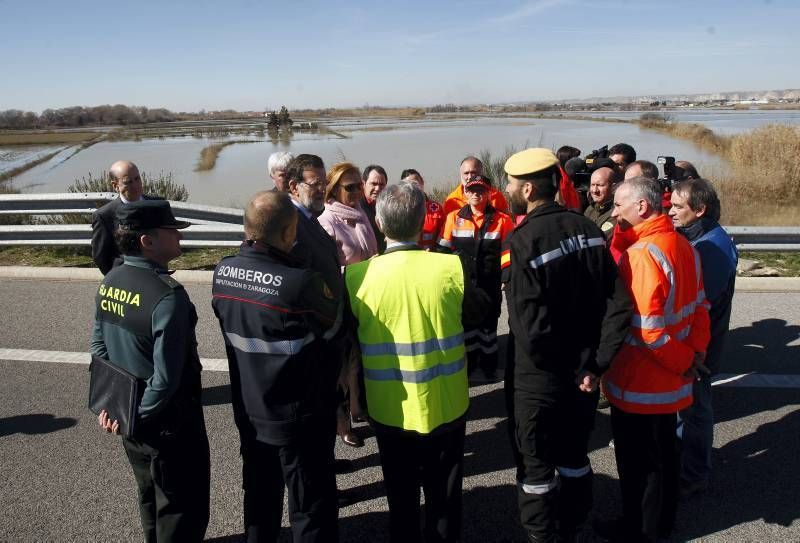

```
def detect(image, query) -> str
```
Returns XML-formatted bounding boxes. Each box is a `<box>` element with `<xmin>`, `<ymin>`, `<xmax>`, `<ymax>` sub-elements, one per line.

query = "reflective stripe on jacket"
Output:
<box><xmin>602</xmin><ymin>214</ymin><xmax>711</xmax><ymax>414</ymax></box>
<box><xmin>345</xmin><ymin>250</ymin><xmax>468</xmax><ymax>434</ymax></box>
<box><xmin>211</xmin><ymin>243</ymin><xmax>340</xmax><ymax>445</ymax></box>
<box><xmin>438</xmin><ymin>204</ymin><xmax>513</xmax><ymax>315</ymax></box>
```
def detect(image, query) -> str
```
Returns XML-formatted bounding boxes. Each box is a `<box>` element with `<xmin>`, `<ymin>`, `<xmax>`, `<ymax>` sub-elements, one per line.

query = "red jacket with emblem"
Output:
<box><xmin>419</xmin><ymin>198</ymin><xmax>445</xmax><ymax>249</ymax></box>
<box><xmin>602</xmin><ymin>214</ymin><xmax>711</xmax><ymax>414</ymax></box>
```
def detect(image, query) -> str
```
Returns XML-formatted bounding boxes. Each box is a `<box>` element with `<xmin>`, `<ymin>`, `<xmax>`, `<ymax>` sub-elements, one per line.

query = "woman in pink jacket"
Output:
<box><xmin>318</xmin><ymin>162</ymin><xmax>378</xmax><ymax>448</ymax></box>
<box><xmin>319</xmin><ymin>162</ymin><xmax>378</xmax><ymax>266</ymax></box>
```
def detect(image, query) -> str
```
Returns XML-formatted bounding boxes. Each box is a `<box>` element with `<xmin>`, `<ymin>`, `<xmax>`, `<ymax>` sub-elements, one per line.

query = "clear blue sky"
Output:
<box><xmin>1</xmin><ymin>0</ymin><xmax>798</xmax><ymax>112</ymax></box>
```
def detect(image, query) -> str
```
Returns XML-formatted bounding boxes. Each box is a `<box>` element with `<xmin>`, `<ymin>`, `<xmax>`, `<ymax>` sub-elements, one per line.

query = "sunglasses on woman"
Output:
<box><xmin>341</xmin><ymin>183</ymin><xmax>363</xmax><ymax>193</ymax></box>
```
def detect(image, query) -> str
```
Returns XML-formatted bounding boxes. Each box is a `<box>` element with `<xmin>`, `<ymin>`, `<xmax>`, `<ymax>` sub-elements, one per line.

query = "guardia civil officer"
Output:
<box><xmin>92</xmin><ymin>200</ymin><xmax>210</xmax><ymax>542</ymax></box>
<box><xmin>502</xmin><ymin>148</ymin><xmax>632</xmax><ymax>542</ymax></box>
<box><xmin>211</xmin><ymin>191</ymin><xmax>341</xmax><ymax>543</ymax></box>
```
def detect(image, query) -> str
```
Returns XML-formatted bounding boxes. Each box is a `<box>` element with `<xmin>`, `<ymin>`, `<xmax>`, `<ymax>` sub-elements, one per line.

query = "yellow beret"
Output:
<box><xmin>504</xmin><ymin>148</ymin><xmax>559</xmax><ymax>177</ymax></box>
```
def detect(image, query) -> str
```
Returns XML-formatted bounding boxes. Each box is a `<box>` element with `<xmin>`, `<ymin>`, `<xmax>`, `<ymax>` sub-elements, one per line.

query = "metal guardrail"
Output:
<box><xmin>0</xmin><ymin>224</ymin><xmax>244</xmax><ymax>247</ymax></box>
<box><xmin>0</xmin><ymin>193</ymin><xmax>244</xmax><ymax>224</ymax></box>
<box><xmin>722</xmin><ymin>226</ymin><xmax>800</xmax><ymax>252</ymax></box>
<box><xmin>0</xmin><ymin>193</ymin><xmax>245</xmax><ymax>247</ymax></box>
<box><xmin>0</xmin><ymin>193</ymin><xmax>799</xmax><ymax>251</ymax></box>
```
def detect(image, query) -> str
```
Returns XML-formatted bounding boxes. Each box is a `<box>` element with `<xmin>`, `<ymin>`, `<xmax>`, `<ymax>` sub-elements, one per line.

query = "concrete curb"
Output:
<box><xmin>1</xmin><ymin>266</ymin><xmax>799</xmax><ymax>291</ymax></box>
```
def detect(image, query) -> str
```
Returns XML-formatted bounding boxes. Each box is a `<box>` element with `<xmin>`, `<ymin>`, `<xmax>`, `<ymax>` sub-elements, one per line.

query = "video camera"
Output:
<box><xmin>657</xmin><ymin>156</ymin><xmax>677</xmax><ymax>193</ymax></box>
<box><xmin>584</xmin><ymin>145</ymin><xmax>609</xmax><ymax>169</ymax></box>
<box><xmin>565</xmin><ymin>145</ymin><xmax>610</xmax><ymax>192</ymax></box>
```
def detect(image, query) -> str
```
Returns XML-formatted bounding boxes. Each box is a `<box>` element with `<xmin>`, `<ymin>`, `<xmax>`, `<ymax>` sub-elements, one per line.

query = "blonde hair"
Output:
<box><xmin>325</xmin><ymin>162</ymin><xmax>362</xmax><ymax>202</ymax></box>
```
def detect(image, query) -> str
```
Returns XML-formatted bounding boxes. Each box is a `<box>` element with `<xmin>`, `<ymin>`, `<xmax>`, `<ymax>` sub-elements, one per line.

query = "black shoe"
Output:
<box><xmin>340</xmin><ymin>431</ymin><xmax>364</xmax><ymax>448</ymax></box>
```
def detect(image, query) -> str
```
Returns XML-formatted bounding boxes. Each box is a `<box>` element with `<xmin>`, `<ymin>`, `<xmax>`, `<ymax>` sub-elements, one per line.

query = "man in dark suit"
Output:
<box><xmin>360</xmin><ymin>164</ymin><xmax>388</xmax><ymax>253</ymax></box>
<box><xmin>285</xmin><ymin>154</ymin><xmax>342</xmax><ymax>298</ymax></box>
<box><xmin>283</xmin><ymin>153</ymin><xmax>359</xmax><ymax>466</ymax></box>
<box><xmin>91</xmin><ymin>161</ymin><xmax>155</xmax><ymax>275</ymax></box>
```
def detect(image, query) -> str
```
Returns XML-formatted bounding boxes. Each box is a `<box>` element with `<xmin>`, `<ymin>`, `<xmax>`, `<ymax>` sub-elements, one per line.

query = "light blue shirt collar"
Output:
<box><xmin>290</xmin><ymin>197</ymin><xmax>313</xmax><ymax>219</ymax></box>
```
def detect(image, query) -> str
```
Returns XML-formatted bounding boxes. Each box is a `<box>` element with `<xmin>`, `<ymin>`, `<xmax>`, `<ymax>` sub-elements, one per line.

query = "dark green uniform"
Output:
<box><xmin>583</xmin><ymin>200</ymin><xmax>615</xmax><ymax>239</ymax></box>
<box><xmin>91</xmin><ymin>256</ymin><xmax>210</xmax><ymax>542</ymax></box>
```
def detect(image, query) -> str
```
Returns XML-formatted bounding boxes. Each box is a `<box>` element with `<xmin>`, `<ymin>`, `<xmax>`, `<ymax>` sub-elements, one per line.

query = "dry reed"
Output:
<box><xmin>638</xmin><ymin>115</ymin><xmax>800</xmax><ymax>224</ymax></box>
<box><xmin>718</xmin><ymin>124</ymin><xmax>800</xmax><ymax>224</ymax></box>
<box><xmin>195</xmin><ymin>139</ymin><xmax>259</xmax><ymax>171</ymax></box>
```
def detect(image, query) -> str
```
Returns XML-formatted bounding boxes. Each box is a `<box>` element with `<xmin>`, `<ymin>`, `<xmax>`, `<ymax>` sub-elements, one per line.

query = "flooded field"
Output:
<box><xmin>1</xmin><ymin>110</ymin><xmax>797</xmax><ymax>205</ymax></box>
<box><xmin>550</xmin><ymin>109</ymin><xmax>800</xmax><ymax>135</ymax></box>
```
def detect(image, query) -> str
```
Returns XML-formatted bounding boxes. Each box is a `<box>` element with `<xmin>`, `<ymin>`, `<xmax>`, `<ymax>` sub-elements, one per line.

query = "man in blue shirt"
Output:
<box><xmin>669</xmin><ymin>178</ymin><xmax>738</xmax><ymax>497</ymax></box>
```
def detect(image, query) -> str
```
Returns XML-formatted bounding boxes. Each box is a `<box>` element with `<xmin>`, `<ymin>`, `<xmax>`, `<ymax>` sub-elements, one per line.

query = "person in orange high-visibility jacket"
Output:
<box><xmin>443</xmin><ymin>156</ymin><xmax>510</xmax><ymax>216</ymax></box>
<box><xmin>439</xmin><ymin>175</ymin><xmax>514</xmax><ymax>381</ymax></box>
<box><xmin>600</xmin><ymin>177</ymin><xmax>710</xmax><ymax>543</ymax></box>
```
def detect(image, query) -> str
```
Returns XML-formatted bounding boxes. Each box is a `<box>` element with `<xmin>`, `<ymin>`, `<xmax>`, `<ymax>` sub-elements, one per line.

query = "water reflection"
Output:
<box><xmin>4</xmin><ymin>111</ymin><xmax>793</xmax><ymax>205</ymax></box>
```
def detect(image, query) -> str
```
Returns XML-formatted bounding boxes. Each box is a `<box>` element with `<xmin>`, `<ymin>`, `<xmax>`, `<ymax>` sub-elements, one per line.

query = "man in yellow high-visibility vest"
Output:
<box><xmin>345</xmin><ymin>182</ymin><xmax>489</xmax><ymax>543</ymax></box>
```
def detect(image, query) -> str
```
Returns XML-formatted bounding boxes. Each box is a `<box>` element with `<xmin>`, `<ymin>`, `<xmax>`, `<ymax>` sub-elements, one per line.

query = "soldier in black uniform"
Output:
<box><xmin>502</xmin><ymin>148</ymin><xmax>632</xmax><ymax>542</ymax></box>
<box><xmin>211</xmin><ymin>191</ymin><xmax>341</xmax><ymax>543</ymax></box>
<box><xmin>92</xmin><ymin>200</ymin><xmax>210</xmax><ymax>542</ymax></box>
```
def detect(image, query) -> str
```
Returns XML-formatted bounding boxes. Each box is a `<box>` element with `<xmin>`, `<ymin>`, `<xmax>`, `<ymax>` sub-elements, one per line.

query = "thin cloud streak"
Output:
<box><xmin>400</xmin><ymin>0</ymin><xmax>568</xmax><ymax>47</ymax></box>
<box><xmin>488</xmin><ymin>0</ymin><xmax>570</xmax><ymax>24</ymax></box>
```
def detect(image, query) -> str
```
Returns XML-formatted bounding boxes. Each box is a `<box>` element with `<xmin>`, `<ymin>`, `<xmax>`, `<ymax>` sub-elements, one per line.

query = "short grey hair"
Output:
<box><xmin>625</xmin><ymin>176</ymin><xmax>663</xmax><ymax>213</ymax></box>
<box><xmin>267</xmin><ymin>151</ymin><xmax>294</xmax><ymax>176</ymax></box>
<box><xmin>376</xmin><ymin>182</ymin><xmax>425</xmax><ymax>242</ymax></box>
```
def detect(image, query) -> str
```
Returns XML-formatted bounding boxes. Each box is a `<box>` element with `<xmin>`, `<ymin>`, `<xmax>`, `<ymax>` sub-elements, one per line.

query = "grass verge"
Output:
<box><xmin>0</xmin><ymin>246</ymin><xmax>237</xmax><ymax>270</ymax></box>
<box><xmin>739</xmin><ymin>252</ymin><xmax>800</xmax><ymax>276</ymax></box>
<box><xmin>0</xmin><ymin>246</ymin><xmax>94</xmax><ymax>267</ymax></box>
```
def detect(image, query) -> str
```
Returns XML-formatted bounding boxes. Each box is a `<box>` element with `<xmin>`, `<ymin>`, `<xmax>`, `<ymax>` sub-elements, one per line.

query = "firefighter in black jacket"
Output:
<box><xmin>211</xmin><ymin>191</ymin><xmax>341</xmax><ymax>543</ymax></box>
<box><xmin>502</xmin><ymin>148</ymin><xmax>633</xmax><ymax>542</ymax></box>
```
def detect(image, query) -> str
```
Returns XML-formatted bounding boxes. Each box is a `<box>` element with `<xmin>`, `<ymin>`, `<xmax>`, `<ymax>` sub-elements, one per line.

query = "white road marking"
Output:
<box><xmin>712</xmin><ymin>372</ymin><xmax>800</xmax><ymax>389</ymax></box>
<box><xmin>1</xmin><ymin>348</ymin><xmax>798</xmax><ymax>387</ymax></box>
<box><xmin>0</xmin><ymin>348</ymin><xmax>228</xmax><ymax>372</ymax></box>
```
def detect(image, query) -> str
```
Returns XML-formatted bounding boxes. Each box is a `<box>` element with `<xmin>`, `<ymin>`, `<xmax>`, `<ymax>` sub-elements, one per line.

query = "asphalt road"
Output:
<box><xmin>0</xmin><ymin>277</ymin><xmax>798</xmax><ymax>542</ymax></box>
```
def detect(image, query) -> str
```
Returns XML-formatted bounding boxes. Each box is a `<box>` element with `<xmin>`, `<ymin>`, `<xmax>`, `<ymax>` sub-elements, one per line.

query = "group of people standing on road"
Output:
<box><xmin>90</xmin><ymin>139</ymin><xmax>738</xmax><ymax>543</ymax></box>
